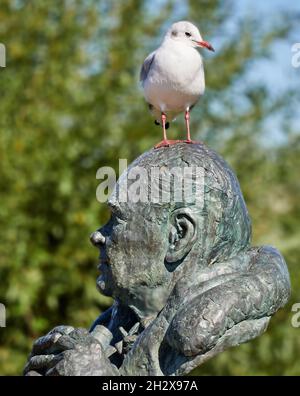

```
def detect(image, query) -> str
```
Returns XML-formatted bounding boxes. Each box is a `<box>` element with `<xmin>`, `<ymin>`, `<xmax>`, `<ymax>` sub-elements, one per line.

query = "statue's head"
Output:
<box><xmin>91</xmin><ymin>143</ymin><xmax>251</xmax><ymax>318</ymax></box>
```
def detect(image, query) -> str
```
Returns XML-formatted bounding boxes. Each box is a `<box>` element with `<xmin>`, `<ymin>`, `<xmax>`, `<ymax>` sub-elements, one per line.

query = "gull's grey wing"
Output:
<box><xmin>140</xmin><ymin>51</ymin><xmax>156</xmax><ymax>84</ymax></box>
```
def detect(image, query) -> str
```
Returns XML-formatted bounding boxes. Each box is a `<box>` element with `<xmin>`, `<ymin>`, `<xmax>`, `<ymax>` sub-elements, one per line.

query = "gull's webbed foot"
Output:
<box><xmin>183</xmin><ymin>139</ymin><xmax>203</xmax><ymax>145</ymax></box>
<box><xmin>154</xmin><ymin>140</ymin><xmax>182</xmax><ymax>149</ymax></box>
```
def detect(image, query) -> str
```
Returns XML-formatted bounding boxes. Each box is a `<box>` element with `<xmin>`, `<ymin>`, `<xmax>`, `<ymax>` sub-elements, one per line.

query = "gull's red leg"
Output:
<box><xmin>155</xmin><ymin>113</ymin><xmax>169</xmax><ymax>148</ymax></box>
<box><xmin>155</xmin><ymin>113</ymin><xmax>176</xmax><ymax>148</ymax></box>
<box><xmin>183</xmin><ymin>108</ymin><xmax>201</xmax><ymax>145</ymax></box>
<box><xmin>154</xmin><ymin>112</ymin><xmax>182</xmax><ymax>149</ymax></box>
<box><xmin>185</xmin><ymin>108</ymin><xmax>191</xmax><ymax>142</ymax></box>
<box><xmin>162</xmin><ymin>112</ymin><xmax>168</xmax><ymax>142</ymax></box>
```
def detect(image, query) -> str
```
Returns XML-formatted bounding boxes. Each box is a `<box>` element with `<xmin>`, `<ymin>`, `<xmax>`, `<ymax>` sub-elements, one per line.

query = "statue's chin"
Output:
<box><xmin>96</xmin><ymin>274</ymin><xmax>113</xmax><ymax>297</ymax></box>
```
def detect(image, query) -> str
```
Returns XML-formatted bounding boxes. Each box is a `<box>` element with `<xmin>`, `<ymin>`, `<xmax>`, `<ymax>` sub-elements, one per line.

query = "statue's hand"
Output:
<box><xmin>24</xmin><ymin>326</ymin><xmax>118</xmax><ymax>376</ymax></box>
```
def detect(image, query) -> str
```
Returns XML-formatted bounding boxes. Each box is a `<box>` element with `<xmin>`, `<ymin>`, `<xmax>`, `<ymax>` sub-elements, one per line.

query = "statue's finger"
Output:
<box><xmin>31</xmin><ymin>333</ymin><xmax>62</xmax><ymax>355</ymax></box>
<box><xmin>45</xmin><ymin>362</ymin><xmax>65</xmax><ymax>377</ymax></box>
<box><xmin>50</xmin><ymin>334</ymin><xmax>77</xmax><ymax>351</ymax></box>
<box><xmin>23</xmin><ymin>354</ymin><xmax>62</xmax><ymax>375</ymax></box>
<box><xmin>32</xmin><ymin>332</ymin><xmax>77</xmax><ymax>356</ymax></box>
<box><xmin>48</xmin><ymin>325</ymin><xmax>74</xmax><ymax>336</ymax></box>
<box><xmin>45</xmin><ymin>366</ymin><xmax>58</xmax><ymax>376</ymax></box>
<box><xmin>68</xmin><ymin>328</ymin><xmax>89</xmax><ymax>341</ymax></box>
<box><xmin>25</xmin><ymin>370</ymin><xmax>42</xmax><ymax>376</ymax></box>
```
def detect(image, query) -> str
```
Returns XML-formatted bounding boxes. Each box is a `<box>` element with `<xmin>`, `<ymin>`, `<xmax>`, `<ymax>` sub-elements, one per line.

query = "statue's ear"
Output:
<box><xmin>165</xmin><ymin>208</ymin><xmax>197</xmax><ymax>263</ymax></box>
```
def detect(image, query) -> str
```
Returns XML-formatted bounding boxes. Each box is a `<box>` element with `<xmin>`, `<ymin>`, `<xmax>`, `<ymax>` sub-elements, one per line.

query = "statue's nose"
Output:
<box><xmin>90</xmin><ymin>230</ymin><xmax>106</xmax><ymax>247</ymax></box>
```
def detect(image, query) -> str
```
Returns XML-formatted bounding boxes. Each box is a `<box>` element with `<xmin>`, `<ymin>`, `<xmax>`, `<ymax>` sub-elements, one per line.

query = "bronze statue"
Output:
<box><xmin>24</xmin><ymin>143</ymin><xmax>290</xmax><ymax>376</ymax></box>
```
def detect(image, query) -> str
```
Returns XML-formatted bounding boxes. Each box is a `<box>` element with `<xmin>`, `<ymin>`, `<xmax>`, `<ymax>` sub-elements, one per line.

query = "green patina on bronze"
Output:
<box><xmin>24</xmin><ymin>143</ymin><xmax>291</xmax><ymax>376</ymax></box>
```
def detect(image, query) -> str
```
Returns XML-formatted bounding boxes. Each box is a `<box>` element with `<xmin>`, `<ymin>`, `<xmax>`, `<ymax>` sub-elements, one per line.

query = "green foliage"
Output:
<box><xmin>0</xmin><ymin>0</ymin><xmax>299</xmax><ymax>375</ymax></box>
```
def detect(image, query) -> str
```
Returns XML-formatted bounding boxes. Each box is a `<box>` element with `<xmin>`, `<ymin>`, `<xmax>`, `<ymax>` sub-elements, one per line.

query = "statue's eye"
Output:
<box><xmin>185</xmin><ymin>32</ymin><xmax>191</xmax><ymax>37</ymax></box>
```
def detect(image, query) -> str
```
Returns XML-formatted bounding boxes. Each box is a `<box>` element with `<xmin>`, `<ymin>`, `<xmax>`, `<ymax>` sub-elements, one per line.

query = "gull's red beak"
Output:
<box><xmin>197</xmin><ymin>40</ymin><xmax>215</xmax><ymax>52</ymax></box>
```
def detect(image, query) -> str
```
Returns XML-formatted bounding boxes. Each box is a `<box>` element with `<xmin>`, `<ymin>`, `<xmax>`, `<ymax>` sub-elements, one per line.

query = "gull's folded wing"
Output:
<box><xmin>140</xmin><ymin>51</ymin><xmax>156</xmax><ymax>84</ymax></box>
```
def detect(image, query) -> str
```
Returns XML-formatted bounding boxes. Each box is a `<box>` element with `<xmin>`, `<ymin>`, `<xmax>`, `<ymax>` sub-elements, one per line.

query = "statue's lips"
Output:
<box><xmin>97</xmin><ymin>252</ymin><xmax>110</xmax><ymax>269</ymax></box>
<box><xmin>97</xmin><ymin>259</ymin><xmax>110</xmax><ymax>270</ymax></box>
<box><xmin>97</xmin><ymin>260</ymin><xmax>113</xmax><ymax>282</ymax></box>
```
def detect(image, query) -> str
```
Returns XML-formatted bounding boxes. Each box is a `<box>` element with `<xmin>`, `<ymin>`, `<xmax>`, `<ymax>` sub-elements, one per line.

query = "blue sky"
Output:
<box><xmin>236</xmin><ymin>0</ymin><xmax>299</xmax><ymax>144</ymax></box>
<box><xmin>188</xmin><ymin>0</ymin><xmax>300</xmax><ymax>145</ymax></box>
<box><xmin>236</xmin><ymin>0</ymin><xmax>299</xmax><ymax>92</ymax></box>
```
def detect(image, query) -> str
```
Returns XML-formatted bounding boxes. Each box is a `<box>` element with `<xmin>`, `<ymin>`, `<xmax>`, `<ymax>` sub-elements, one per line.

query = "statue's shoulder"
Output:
<box><xmin>163</xmin><ymin>245</ymin><xmax>290</xmax><ymax>359</ymax></box>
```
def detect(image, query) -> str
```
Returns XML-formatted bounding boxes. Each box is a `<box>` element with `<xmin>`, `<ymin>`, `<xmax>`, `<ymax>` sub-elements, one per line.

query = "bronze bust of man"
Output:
<box><xmin>24</xmin><ymin>143</ymin><xmax>290</xmax><ymax>376</ymax></box>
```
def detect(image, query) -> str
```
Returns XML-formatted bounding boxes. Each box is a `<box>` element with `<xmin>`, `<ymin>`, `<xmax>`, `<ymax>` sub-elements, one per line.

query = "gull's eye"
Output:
<box><xmin>185</xmin><ymin>32</ymin><xmax>191</xmax><ymax>37</ymax></box>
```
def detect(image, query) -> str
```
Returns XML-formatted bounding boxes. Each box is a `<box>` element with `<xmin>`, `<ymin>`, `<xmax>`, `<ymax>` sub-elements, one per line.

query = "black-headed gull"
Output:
<box><xmin>140</xmin><ymin>21</ymin><xmax>214</xmax><ymax>148</ymax></box>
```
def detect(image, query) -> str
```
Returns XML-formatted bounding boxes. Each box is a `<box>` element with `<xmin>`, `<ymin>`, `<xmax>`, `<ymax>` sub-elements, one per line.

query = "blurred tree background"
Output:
<box><xmin>0</xmin><ymin>0</ymin><xmax>299</xmax><ymax>375</ymax></box>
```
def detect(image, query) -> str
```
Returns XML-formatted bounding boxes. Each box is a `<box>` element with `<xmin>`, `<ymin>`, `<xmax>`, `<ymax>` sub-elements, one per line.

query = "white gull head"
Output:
<box><xmin>163</xmin><ymin>21</ymin><xmax>214</xmax><ymax>51</ymax></box>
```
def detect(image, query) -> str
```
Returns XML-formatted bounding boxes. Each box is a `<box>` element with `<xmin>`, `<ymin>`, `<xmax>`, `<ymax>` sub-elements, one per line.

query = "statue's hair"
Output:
<box><xmin>120</xmin><ymin>143</ymin><xmax>251</xmax><ymax>263</ymax></box>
